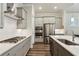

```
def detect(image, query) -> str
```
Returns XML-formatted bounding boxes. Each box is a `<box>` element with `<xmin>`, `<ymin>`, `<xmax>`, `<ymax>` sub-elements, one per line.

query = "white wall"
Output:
<box><xmin>0</xmin><ymin>16</ymin><xmax>17</xmax><ymax>41</ymax></box>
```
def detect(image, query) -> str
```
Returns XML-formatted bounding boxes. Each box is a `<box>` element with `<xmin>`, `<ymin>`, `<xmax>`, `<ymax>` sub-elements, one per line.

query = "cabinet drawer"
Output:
<box><xmin>2</xmin><ymin>49</ymin><xmax>17</xmax><ymax>56</ymax></box>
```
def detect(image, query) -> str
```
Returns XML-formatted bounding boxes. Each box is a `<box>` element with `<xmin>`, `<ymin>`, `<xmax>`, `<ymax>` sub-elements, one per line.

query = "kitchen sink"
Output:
<box><xmin>57</xmin><ymin>39</ymin><xmax>79</xmax><ymax>45</ymax></box>
<box><xmin>0</xmin><ymin>36</ymin><xmax>26</xmax><ymax>43</ymax></box>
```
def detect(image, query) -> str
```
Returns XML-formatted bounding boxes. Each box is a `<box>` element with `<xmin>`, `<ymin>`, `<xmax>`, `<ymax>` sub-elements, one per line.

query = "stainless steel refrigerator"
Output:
<box><xmin>43</xmin><ymin>23</ymin><xmax>55</xmax><ymax>44</ymax></box>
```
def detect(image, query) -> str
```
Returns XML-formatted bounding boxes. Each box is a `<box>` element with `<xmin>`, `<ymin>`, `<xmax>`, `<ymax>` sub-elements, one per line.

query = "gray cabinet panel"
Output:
<box><xmin>49</xmin><ymin>37</ymin><xmax>73</xmax><ymax>56</ymax></box>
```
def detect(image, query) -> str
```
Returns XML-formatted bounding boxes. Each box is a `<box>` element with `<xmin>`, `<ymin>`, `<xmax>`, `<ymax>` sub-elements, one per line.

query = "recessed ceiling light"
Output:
<box><xmin>54</xmin><ymin>6</ymin><xmax>57</xmax><ymax>9</ymax></box>
<box><xmin>39</xmin><ymin>6</ymin><xmax>42</xmax><ymax>10</ymax></box>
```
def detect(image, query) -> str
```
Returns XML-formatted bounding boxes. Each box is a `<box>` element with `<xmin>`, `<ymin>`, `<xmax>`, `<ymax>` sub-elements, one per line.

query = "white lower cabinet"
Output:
<box><xmin>3</xmin><ymin>46</ymin><xmax>18</xmax><ymax>56</ymax></box>
<box><xmin>2</xmin><ymin>36</ymin><xmax>31</xmax><ymax>56</ymax></box>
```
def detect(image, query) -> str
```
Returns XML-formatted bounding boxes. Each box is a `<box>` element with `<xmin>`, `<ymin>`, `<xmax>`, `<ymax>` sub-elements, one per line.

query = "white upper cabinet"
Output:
<box><xmin>43</xmin><ymin>17</ymin><xmax>55</xmax><ymax>23</ymax></box>
<box><xmin>35</xmin><ymin>17</ymin><xmax>43</xmax><ymax>26</ymax></box>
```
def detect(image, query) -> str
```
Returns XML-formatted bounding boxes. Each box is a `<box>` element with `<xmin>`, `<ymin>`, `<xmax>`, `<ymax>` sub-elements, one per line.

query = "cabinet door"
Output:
<box><xmin>57</xmin><ymin>44</ymin><xmax>64</xmax><ymax>56</ymax></box>
<box><xmin>57</xmin><ymin>42</ymin><xmax>73</xmax><ymax>56</ymax></box>
<box><xmin>53</xmin><ymin>41</ymin><xmax>58</xmax><ymax>56</ymax></box>
<box><xmin>2</xmin><ymin>48</ymin><xmax>17</xmax><ymax>56</ymax></box>
<box><xmin>15</xmin><ymin>40</ymin><xmax>26</xmax><ymax>56</ymax></box>
<box><xmin>20</xmin><ymin>39</ymin><xmax>28</xmax><ymax>56</ymax></box>
<box><xmin>21</xmin><ymin>37</ymin><xmax>31</xmax><ymax>55</ymax></box>
<box><xmin>35</xmin><ymin>18</ymin><xmax>43</xmax><ymax>27</ymax></box>
<box><xmin>49</xmin><ymin>38</ymin><xmax>58</xmax><ymax>56</ymax></box>
<box><xmin>60</xmin><ymin>46</ymin><xmax>73</xmax><ymax>56</ymax></box>
<box><xmin>16</xmin><ymin>37</ymin><xmax>31</xmax><ymax>56</ymax></box>
<box><xmin>49</xmin><ymin>38</ymin><xmax>54</xmax><ymax>55</ymax></box>
<box><xmin>2</xmin><ymin>51</ymin><xmax>13</xmax><ymax>56</ymax></box>
<box><xmin>15</xmin><ymin>43</ymin><xmax>23</xmax><ymax>56</ymax></box>
<box><xmin>24</xmin><ymin>37</ymin><xmax>31</xmax><ymax>53</ymax></box>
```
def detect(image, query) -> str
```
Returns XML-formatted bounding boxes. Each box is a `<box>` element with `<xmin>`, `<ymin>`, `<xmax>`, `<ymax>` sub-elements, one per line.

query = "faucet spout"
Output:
<box><xmin>72</xmin><ymin>35</ymin><xmax>75</xmax><ymax>41</ymax></box>
<box><xmin>66</xmin><ymin>30</ymin><xmax>75</xmax><ymax>42</ymax></box>
<box><xmin>71</xmin><ymin>30</ymin><xmax>75</xmax><ymax>42</ymax></box>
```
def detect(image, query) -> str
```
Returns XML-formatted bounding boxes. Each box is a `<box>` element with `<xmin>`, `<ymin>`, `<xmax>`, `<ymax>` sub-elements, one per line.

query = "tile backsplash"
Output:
<box><xmin>0</xmin><ymin>15</ymin><xmax>30</xmax><ymax>41</ymax></box>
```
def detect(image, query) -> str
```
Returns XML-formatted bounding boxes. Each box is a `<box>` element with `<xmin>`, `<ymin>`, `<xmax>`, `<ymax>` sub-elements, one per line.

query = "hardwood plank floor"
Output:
<box><xmin>26</xmin><ymin>42</ymin><xmax>51</xmax><ymax>56</ymax></box>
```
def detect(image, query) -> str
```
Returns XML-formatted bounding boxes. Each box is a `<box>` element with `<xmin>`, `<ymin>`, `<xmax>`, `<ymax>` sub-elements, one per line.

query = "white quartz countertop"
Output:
<box><xmin>55</xmin><ymin>29</ymin><xmax>65</xmax><ymax>34</ymax></box>
<box><xmin>0</xmin><ymin>43</ymin><xmax>15</xmax><ymax>55</ymax></box>
<box><xmin>0</xmin><ymin>33</ymin><xmax>32</xmax><ymax>55</ymax></box>
<box><xmin>50</xmin><ymin>35</ymin><xmax>79</xmax><ymax>56</ymax></box>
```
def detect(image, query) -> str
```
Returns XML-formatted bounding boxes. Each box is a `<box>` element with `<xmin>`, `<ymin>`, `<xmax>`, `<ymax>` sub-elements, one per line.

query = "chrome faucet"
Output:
<box><xmin>66</xmin><ymin>30</ymin><xmax>75</xmax><ymax>41</ymax></box>
<box><xmin>71</xmin><ymin>30</ymin><xmax>75</xmax><ymax>41</ymax></box>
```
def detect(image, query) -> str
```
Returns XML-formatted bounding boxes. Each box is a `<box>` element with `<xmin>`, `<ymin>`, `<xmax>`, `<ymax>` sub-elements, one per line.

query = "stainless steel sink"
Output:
<box><xmin>57</xmin><ymin>39</ymin><xmax>79</xmax><ymax>45</ymax></box>
<box><xmin>0</xmin><ymin>36</ymin><xmax>26</xmax><ymax>43</ymax></box>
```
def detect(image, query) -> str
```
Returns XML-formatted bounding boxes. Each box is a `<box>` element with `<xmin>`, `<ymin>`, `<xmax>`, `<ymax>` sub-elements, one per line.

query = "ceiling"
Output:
<box><xmin>23</xmin><ymin>3</ymin><xmax>79</xmax><ymax>13</ymax></box>
<box><xmin>33</xmin><ymin>3</ymin><xmax>74</xmax><ymax>13</ymax></box>
<box><xmin>66</xmin><ymin>3</ymin><xmax>79</xmax><ymax>12</ymax></box>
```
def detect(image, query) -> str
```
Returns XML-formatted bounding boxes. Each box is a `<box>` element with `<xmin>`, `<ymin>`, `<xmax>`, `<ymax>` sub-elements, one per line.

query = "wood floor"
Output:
<box><xmin>26</xmin><ymin>42</ymin><xmax>51</xmax><ymax>56</ymax></box>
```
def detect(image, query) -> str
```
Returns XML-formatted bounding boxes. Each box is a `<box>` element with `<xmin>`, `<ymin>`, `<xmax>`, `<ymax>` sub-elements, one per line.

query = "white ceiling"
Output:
<box><xmin>66</xmin><ymin>3</ymin><xmax>79</xmax><ymax>12</ymax></box>
<box><xmin>33</xmin><ymin>3</ymin><xmax>74</xmax><ymax>13</ymax></box>
<box><xmin>23</xmin><ymin>3</ymin><xmax>79</xmax><ymax>13</ymax></box>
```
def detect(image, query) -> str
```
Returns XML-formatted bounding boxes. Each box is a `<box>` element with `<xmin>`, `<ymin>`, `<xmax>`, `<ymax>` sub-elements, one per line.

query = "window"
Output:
<box><xmin>69</xmin><ymin>17</ymin><xmax>79</xmax><ymax>27</ymax></box>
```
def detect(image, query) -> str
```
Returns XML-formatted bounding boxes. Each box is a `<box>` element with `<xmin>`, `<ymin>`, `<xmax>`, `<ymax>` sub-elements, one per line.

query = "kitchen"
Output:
<box><xmin>0</xmin><ymin>3</ymin><xmax>79</xmax><ymax>56</ymax></box>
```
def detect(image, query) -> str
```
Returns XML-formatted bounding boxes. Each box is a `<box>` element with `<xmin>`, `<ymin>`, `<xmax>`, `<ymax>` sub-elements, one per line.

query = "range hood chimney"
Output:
<box><xmin>4</xmin><ymin>3</ymin><xmax>14</xmax><ymax>13</ymax></box>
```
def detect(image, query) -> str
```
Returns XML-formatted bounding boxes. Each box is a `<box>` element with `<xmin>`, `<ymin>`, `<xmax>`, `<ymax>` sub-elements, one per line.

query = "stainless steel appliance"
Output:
<box><xmin>43</xmin><ymin>23</ymin><xmax>55</xmax><ymax>44</ymax></box>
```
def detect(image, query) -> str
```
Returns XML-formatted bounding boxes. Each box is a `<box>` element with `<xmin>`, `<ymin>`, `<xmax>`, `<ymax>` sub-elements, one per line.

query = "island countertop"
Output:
<box><xmin>50</xmin><ymin>35</ymin><xmax>79</xmax><ymax>56</ymax></box>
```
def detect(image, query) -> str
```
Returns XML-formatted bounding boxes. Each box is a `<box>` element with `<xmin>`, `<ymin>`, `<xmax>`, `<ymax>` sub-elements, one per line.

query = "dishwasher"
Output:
<box><xmin>43</xmin><ymin>23</ymin><xmax>55</xmax><ymax>44</ymax></box>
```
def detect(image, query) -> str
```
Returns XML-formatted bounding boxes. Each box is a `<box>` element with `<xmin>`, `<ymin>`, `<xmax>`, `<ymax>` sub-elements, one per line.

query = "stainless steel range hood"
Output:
<box><xmin>4</xmin><ymin>3</ymin><xmax>24</xmax><ymax>20</ymax></box>
<box><xmin>4</xmin><ymin>3</ymin><xmax>14</xmax><ymax>13</ymax></box>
